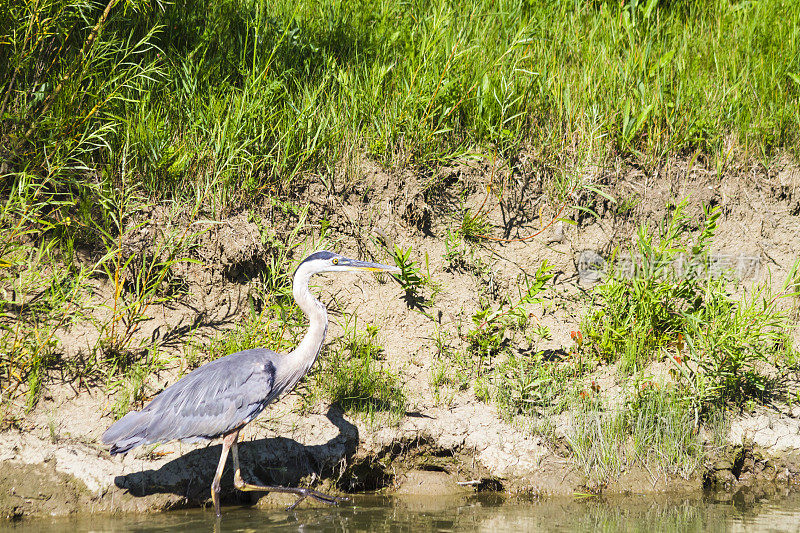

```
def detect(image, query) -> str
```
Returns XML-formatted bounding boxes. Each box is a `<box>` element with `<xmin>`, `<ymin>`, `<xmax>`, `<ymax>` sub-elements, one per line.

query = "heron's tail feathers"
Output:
<box><xmin>101</xmin><ymin>409</ymin><xmax>153</xmax><ymax>455</ymax></box>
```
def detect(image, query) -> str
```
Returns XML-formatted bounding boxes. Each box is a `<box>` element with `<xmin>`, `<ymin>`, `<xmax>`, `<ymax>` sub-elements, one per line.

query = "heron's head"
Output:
<box><xmin>295</xmin><ymin>250</ymin><xmax>399</xmax><ymax>276</ymax></box>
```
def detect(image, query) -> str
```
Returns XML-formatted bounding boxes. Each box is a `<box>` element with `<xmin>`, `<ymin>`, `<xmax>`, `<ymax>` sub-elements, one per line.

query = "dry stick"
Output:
<box><xmin>9</xmin><ymin>0</ymin><xmax>121</xmax><ymax>156</ymax></box>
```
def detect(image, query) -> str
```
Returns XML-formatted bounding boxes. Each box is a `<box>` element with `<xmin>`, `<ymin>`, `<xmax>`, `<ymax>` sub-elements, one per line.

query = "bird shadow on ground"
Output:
<box><xmin>115</xmin><ymin>406</ymin><xmax>359</xmax><ymax>505</ymax></box>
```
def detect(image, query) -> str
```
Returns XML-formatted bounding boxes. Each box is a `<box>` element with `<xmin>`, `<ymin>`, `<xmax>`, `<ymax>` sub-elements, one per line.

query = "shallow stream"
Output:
<box><xmin>4</xmin><ymin>492</ymin><xmax>800</xmax><ymax>532</ymax></box>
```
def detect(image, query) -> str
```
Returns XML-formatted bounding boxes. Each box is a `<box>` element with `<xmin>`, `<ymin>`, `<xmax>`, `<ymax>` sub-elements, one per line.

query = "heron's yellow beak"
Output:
<box><xmin>338</xmin><ymin>258</ymin><xmax>400</xmax><ymax>273</ymax></box>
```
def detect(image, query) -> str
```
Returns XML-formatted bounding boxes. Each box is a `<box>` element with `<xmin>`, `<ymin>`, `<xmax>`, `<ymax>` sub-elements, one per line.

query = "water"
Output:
<box><xmin>5</xmin><ymin>493</ymin><xmax>800</xmax><ymax>532</ymax></box>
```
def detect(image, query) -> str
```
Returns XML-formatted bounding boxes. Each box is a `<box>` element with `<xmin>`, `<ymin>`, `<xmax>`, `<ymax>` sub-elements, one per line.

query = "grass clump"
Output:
<box><xmin>430</xmin><ymin>261</ymin><xmax>554</xmax><ymax>405</ymax></box>
<box><xmin>582</xmin><ymin>200</ymin><xmax>799</xmax><ymax>407</ymax></box>
<box><xmin>494</xmin><ymin>351</ymin><xmax>591</xmax><ymax>419</ymax></box>
<box><xmin>109</xmin><ymin>344</ymin><xmax>172</xmax><ymax>419</ymax></box>
<box><xmin>625</xmin><ymin>384</ymin><xmax>705</xmax><ymax>479</ymax></box>
<box><xmin>306</xmin><ymin>317</ymin><xmax>405</xmax><ymax>421</ymax></box>
<box><xmin>582</xmin><ymin>200</ymin><xmax>719</xmax><ymax>370</ymax></box>
<box><xmin>566</xmin><ymin>384</ymin><xmax>705</xmax><ymax>485</ymax></box>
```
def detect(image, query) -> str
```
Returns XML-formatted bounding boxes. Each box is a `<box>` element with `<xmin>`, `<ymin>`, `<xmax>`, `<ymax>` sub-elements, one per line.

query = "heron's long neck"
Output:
<box><xmin>288</xmin><ymin>270</ymin><xmax>328</xmax><ymax>374</ymax></box>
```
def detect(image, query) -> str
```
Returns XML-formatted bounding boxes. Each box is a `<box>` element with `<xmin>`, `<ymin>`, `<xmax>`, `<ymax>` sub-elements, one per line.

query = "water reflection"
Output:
<box><xmin>5</xmin><ymin>492</ymin><xmax>800</xmax><ymax>532</ymax></box>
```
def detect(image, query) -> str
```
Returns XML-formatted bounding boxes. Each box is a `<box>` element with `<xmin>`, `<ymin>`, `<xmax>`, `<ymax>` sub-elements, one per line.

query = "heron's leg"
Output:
<box><xmin>210</xmin><ymin>430</ymin><xmax>239</xmax><ymax>517</ymax></box>
<box><xmin>230</xmin><ymin>440</ymin><xmax>348</xmax><ymax>511</ymax></box>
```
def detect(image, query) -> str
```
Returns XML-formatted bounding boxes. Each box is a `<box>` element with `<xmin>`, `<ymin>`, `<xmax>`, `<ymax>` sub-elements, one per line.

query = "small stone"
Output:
<box><xmin>548</xmin><ymin>221</ymin><xmax>564</xmax><ymax>244</ymax></box>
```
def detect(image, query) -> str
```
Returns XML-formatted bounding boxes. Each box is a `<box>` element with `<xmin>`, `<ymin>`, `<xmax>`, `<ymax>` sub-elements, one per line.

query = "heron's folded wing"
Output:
<box><xmin>124</xmin><ymin>350</ymin><xmax>278</xmax><ymax>446</ymax></box>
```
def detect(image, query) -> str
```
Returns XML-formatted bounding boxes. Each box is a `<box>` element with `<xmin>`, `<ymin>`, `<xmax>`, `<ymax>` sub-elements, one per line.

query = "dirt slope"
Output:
<box><xmin>2</xmin><ymin>156</ymin><xmax>800</xmax><ymax>519</ymax></box>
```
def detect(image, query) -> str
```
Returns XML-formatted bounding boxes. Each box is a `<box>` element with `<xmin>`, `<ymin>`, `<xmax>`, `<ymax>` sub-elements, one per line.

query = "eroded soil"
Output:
<box><xmin>2</xmin><ymin>155</ymin><xmax>800</xmax><ymax>518</ymax></box>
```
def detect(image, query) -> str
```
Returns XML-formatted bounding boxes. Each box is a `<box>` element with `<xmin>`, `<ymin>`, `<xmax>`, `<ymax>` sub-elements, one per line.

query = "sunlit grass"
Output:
<box><xmin>304</xmin><ymin>316</ymin><xmax>406</xmax><ymax>423</ymax></box>
<box><xmin>3</xmin><ymin>0</ymin><xmax>798</xmax><ymax>212</ymax></box>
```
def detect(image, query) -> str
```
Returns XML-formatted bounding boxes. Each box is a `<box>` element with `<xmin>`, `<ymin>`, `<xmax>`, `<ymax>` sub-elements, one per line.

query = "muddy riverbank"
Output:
<box><xmin>2</xmin><ymin>155</ymin><xmax>800</xmax><ymax>519</ymax></box>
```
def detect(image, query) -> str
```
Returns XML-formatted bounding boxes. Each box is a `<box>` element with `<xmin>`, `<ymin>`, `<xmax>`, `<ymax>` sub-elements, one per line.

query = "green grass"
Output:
<box><xmin>566</xmin><ymin>384</ymin><xmax>707</xmax><ymax>486</ymax></box>
<box><xmin>304</xmin><ymin>316</ymin><xmax>406</xmax><ymax>422</ymax></box>
<box><xmin>3</xmin><ymin>0</ymin><xmax>799</xmax><ymax>216</ymax></box>
<box><xmin>581</xmin><ymin>200</ymin><xmax>800</xmax><ymax>407</ymax></box>
<box><xmin>494</xmin><ymin>351</ymin><xmax>591</xmax><ymax>420</ymax></box>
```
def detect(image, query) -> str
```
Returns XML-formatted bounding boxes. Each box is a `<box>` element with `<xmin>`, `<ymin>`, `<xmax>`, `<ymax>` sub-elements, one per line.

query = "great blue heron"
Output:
<box><xmin>102</xmin><ymin>250</ymin><xmax>399</xmax><ymax>515</ymax></box>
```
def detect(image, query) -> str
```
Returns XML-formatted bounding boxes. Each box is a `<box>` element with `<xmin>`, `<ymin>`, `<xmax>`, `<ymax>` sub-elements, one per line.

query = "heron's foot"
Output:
<box><xmin>285</xmin><ymin>487</ymin><xmax>349</xmax><ymax>511</ymax></box>
<box><xmin>233</xmin><ymin>469</ymin><xmax>348</xmax><ymax>511</ymax></box>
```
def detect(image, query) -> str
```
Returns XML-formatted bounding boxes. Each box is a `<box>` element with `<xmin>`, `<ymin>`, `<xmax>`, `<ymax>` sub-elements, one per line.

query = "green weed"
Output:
<box><xmin>443</xmin><ymin>228</ymin><xmax>470</xmax><ymax>272</ymax></box>
<box><xmin>566</xmin><ymin>383</ymin><xmax>705</xmax><ymax>485</ymax></box>
<box><xmin>305</xmin><ymin>316</ymin><xmax>405</xmax><ymax>422</ymax></box>
<box><xmin>583</xmin><ymin>200</ymin><xmax>799</xmax><ymax>408</ymax></box>
<box><xmin>428</xmin><ymin>261</ymin><xmax>554</xmax><ymax>405</ymax></box>
<box><xmin>390</xmin><ymin>245</ymin><xmax>438</xmax><ymax>305</ymax></box>
<box><xmin>494</xmin><ymin>351</ymin><xmax>590</xmax><ymax>420</ymax></box>
<box><xmin>582</xmin><ymin>200</ymin><xmax>714</xmax><ymax>370</ymax></box>
<box><xmin>466</xmin><ymin>261</ymin><xmax>553</xmax><ymax>362</ymax></box>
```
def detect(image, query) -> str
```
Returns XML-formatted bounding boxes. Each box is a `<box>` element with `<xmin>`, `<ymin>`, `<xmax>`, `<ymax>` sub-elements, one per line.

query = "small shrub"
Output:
<box><xmin>466</xmin><ymin>261</ymin><xmax>553</xmax><ymax>362</ymax></box>
<box><xmin>390</xmin><ymin>244</ymin><xmax>439</xmax><ymax>306</ymax></box>
<box><xmin>582</xmin><ymin>200</ymin><xmax>713</xmax><ymax>370</ymax></box>
<box><xmin>583</xmin><ymin>201</ymin><xmax>799</xmax><ymax>407</ymax></box>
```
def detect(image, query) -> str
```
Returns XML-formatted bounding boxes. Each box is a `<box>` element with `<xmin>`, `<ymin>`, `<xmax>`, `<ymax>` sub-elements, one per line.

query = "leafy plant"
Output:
<box><xmin>443</xmin><ymin>227</ymin><xmax>470</xmax><ymax>272</ymax></box>
<box><xmin>494</xmin><ymin>351</ymin><xmax>590</xmax><ymax>419</ymax></box>
<box><xmin>466</xmin><ymin>261</ymin><xmax>553</xmax><ymax>362</ymax></box>
<box><xmin>306</xmin><ymin>316</ymin><xmax>405</xmax><ymax>422</ymax></box>
<box><xmin>582</xmin><ymin>200</ymin><xmax>716</xmax><ymax>371</ymax></box>
<box><xmin>390</xmin><ymin>244</ymin><xmax>440</xmax><ymax>308</ymax></box>
<box><xmin>391</xmin><ymin>245</ymin><xmax>427</xmax><ymax>296</ymax></box>
<box><xmin>583</xmin><ymin>200</ymin><xmax>799</xmax><ymax>407</ymax></box>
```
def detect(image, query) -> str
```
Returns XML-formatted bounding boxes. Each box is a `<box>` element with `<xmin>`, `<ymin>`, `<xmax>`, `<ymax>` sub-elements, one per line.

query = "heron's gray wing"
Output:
<box><xmin>103</xmin><ymin>349</ymin><xmax>280</xmax><ymax>453</ymax></box>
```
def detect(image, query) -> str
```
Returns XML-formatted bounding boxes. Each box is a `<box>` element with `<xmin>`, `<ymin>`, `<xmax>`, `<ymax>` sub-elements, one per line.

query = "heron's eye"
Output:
<box><xmin>332</xmin><ymin>258</ymin><xmax>339</xmax><ymax>265</ymax></box>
